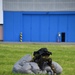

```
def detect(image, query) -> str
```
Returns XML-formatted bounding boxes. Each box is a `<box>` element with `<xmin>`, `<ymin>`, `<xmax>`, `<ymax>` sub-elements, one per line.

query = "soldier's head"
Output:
<box><xmin>33</xmin><ymin>48</ymin><xmax>52</xmax><ymax>57</ymax></box>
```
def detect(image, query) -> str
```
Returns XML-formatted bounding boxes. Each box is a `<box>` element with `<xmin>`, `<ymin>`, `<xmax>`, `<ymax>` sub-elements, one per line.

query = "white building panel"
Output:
<box><xmin>0</xmin><ymin>0</ymin><xmax>3</xmax><ymax>24</ymax></box>
<box><xmin>3</xmin><ymin>0</ymin><xmax>75</xmax><ymax>11</ymax></box>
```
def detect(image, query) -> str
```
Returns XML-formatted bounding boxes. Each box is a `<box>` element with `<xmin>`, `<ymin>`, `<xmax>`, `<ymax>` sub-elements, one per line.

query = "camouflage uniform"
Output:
<box><xmin>12</xmin><ymin>48</ymin><xmax>62</xmax><ymax>75</ymax></box>
<box><xmin>31</xmin><ymin>48</ymin><xmax>62</xmax><ymax>75</ymax></box>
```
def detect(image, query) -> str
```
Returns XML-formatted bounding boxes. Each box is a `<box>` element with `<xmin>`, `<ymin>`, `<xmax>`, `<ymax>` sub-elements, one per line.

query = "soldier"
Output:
<box><xmin>31</xmin><ymin>48</ymin><xmax>62</xmax><ymax>75</ymax></box>
<box><xmin>12</xmin><ymin>48</ymin><xmax>62</xmax><ymax>75</ymax></box>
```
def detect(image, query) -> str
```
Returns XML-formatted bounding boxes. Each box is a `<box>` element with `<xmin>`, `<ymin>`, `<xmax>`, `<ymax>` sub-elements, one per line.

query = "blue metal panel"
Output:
<box><xmin>13</xmin><ymin>12</ymin><xmax>22</xmax><ymax>41</ymax></box>
<box><xmin>68</xmin><ymin>15</ymin><xmax>75</xmax><ymax>42</ymax></box>
<box><xmin>4</xmin><ymin>11</ymin><xmax>22</xmax><ymax>42</ymax></box>
<box><xmin>40</xmin><ymin>15</ymin><xmax>50</xmax><ymax>42</ymax></box>
<box><xmin>58</xmin><ymin>15</ymin><xmax>68</xmax><ymax>42</ymax></box>
<box><xmin>23</xmin><ymin>14</ymin><xmax>50</xmax><ymax>42</ymax></box>
<box><xmin>4</xmin><ymin>11</ymin><xmax>14</xmax><ymax>41</ymax></box>
<box><xmin>49</xmin><ymin>15</ymin><xmax>58</xmax><ymax>42</ymax></box>
<box><xmin>23</xmin><ymin>15</ymin><xmax>31</xmax><ymax>42</ymax></box>
<box><xmin>31</xmin><ymin>15</ymin><xmax>40</xmax><ymax>42</ymax></box>
<box><xmin>3</xmin><ymin>11</ymin><xmax>75</xmax><ymax>42</ymax></box>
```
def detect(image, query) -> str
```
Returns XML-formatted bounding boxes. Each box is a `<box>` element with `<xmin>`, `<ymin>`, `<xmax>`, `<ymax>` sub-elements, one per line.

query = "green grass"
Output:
<box><xmin>0</xmin><ymin>43</ymin><xmax>75</xmax><ymax>75</ymax></box>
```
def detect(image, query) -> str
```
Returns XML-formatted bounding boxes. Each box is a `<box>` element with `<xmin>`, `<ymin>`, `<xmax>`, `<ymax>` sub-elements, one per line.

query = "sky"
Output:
<box><xmin>0</xmin><ymin>0</ymin><xmax>3</xmax><ymax>24</ymax></box>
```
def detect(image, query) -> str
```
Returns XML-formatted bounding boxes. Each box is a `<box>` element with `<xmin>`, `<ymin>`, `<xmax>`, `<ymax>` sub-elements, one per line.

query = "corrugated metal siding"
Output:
<box><xmin>3</xmin><ymin>0</ymin><xmax>75</xmax><ymax>11</ymax></box>
<box><xmin>3</xmin><ymin>11</ymin><xmax>22</xmax><ymax>42</ymax></box>
<box><xmin>68</xmin><ymin>15</ymin><xmax>75</xmax><ymax>42</ymax></box>
<box><xmin>3</xmin><ymin>11</ymin><xmax>75</xmax><ymax>42</ymax></box>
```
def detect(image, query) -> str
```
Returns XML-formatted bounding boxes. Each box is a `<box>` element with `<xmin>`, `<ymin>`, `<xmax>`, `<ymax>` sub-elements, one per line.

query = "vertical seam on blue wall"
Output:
<box><xmin>57</xmin><ymin>14</ymin><xmax>60</xmax><ymax>42</ymax></box>
<box><xmin>57</xmin><ymin>14</ymin><xmax>60</xmax><ymax>43</ymax></box>
<box><xmin>22</xmin><ymin>13</ymin><xmax>24</xmax><ymax>42</ymax></box>
<box><xmin>67</xmin><ymin>15</ymin><xmax>68</xmax><ymax>42</ymax></box>
<box><xmin>48</xmin><ymin>15</ymin><xmax>50</xmax><ymax>42</ymax></box>
<box><xmin>39</xmin><ymin>15</ymin><xmax>41</xmax><ymax>42</ymax></box>
<box><xmin>30</xmin><ymin>15</ymin><xmax>32</xmax><ymax>42</ymax></box>
<box><xmin>21</xmin><ymin>12</ymin><xmax>22</xmax><ymax>34</ymax></box>
<box><xmin>58</xmin><ymin>14</ymin><xmax>59</xmax><ymax>33</ymax></box>
<box><xmin>13</xmin><ymin>12</ymin><xmax>14</xmax><ymax>42</ymax></box>
<box><xmin>39</xmin><ymin>15</ymin><xmax>40</xmax><ymax>42</ymax></box>
<box><xmin>56</xmin><ymin>15</ymin><xmax>58</xmax><ymax>42</ymax></box>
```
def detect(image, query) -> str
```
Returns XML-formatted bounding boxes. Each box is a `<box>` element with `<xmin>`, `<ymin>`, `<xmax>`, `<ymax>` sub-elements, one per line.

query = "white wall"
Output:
<box><xmin>3</xmin><ymin>0</ymin><xmax>75</xmax><ymax>11</ymax></box>
<box><xmin>0</xmin><ymin>0</ymin><xmax>3</xmax><ymax>24</ymax></box>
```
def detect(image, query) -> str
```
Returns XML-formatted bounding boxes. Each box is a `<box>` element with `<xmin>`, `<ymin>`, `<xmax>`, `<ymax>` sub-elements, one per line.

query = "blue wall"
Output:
<box><xmin>3</xmin><ymin>11</ymin><xmax>75</xmax><ymax>42</ymax></box>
